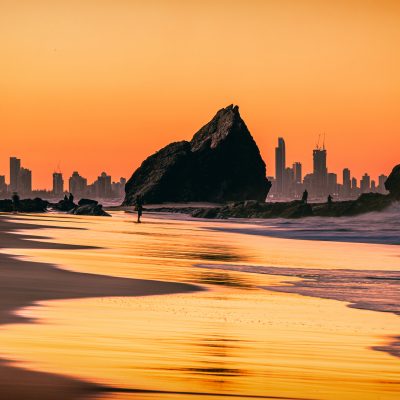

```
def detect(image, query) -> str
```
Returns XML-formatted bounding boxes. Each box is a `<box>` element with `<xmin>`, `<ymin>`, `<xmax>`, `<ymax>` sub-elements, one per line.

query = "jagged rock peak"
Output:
<box><xmin>123</xmin><ymin>105</ymin><xmax>271</xmax><ymax>204</ymax></box>
<box><xmin>190</xmin><ymin>104</ymin><xmax>246</xmax><ymax>151</ymax></box>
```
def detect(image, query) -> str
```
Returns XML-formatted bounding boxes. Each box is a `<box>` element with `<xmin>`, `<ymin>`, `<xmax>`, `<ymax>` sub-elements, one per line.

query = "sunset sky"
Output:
<box><xmin>1</xmin><ymin>0</ymin><xmax>399</xmax><ymax>189</ymax></box>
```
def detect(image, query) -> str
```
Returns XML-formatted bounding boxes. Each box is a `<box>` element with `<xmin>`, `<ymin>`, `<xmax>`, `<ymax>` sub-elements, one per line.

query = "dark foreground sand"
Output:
<box><xmin>0</xmin><ymin>214</ymin><xmax>200</xmax><ymax>400</ymax></box>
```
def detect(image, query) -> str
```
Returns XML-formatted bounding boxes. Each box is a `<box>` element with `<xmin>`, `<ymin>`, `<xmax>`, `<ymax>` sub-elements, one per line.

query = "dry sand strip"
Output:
<box><xmin>0</xmin><ymin>214</ymin><xmax>201</xmax><ymax>400</ymax></box>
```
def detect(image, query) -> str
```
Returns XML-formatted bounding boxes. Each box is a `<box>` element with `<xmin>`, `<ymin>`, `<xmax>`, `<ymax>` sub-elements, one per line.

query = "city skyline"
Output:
<box><xmin>1</xmin><ymin>1</ymin><xmax>400</xmax><ymax>188</ymax></box>
<box><xmin>0</xmin><ymin>156</ymin><xmax>126</xmax><ymax>199</ymax></box>
<box><xmin>269</xmin><ymin>137</ymin><xmax>388</xmax><ymax>200</ymax></box>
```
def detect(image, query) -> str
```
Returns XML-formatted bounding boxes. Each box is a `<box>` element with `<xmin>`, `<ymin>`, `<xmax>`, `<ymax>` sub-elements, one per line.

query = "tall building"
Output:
<box><xmin>378</xmin><ymin>174</ymin><xmax>388</xmax><ymax>194</ymax></box>
<box><xmin>9</xmin><ymin>157</ymin><xmax>21</xmax><ymax>192</ymax></box>
<box><xmin>275</xmin><ymin>138</ymin><xmax>286</xmax><ymax>195</ymax></box>
<box><xmin>327</xmin><ymin>173</ymin><xmax>338</xmax><ymax>195</ymax></box>
<box><xmin>95</xmin><ymin>172</ymin><xmax>112</xmax><ymax>198</ymax></box>
<box><xmin>293</xmin><ymin>162</ymin><xmax>302</xmax><ymax>184</ymax></box>
<box><xmin>312</xmin><ymin>146</ymin><xmax>328</xmax><ymax>197</ymax></box>
<box><xmin>342</xmin><ymin>168</ymin><xmax>351</xmax><ymax>197</ymax></box>
<box><xmin>360</xmin><ymin>173</ymin><xmax>371</xmax><ymax>193</ymax></box>
<box><xmin>0</xmin><ymin>175</ymin><xmax>6</xmax><ymax>193</ymax></box>
<box><xmin>19</xmin><ymin>167</ymin><xmax>32</xmax><ymax>194</ymax></box>
<box><xmin>52</xmin><ymin>173</ymin><xmax>64</xmax><ymax>195</ymax></box>
<box><xmin>69</xmin><ymin>171</ymin><xmax>87</xmax><ymax>197</ymax></box>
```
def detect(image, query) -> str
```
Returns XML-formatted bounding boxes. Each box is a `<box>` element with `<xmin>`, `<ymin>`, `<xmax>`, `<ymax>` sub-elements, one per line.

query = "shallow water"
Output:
<box><xmin>0</xmin><ymin>211</ymin><xmax>399</xmax><ymax>399</ymax></box>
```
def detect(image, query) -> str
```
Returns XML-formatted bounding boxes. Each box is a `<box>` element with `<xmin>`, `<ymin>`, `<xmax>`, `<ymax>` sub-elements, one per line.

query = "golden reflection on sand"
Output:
<box><xmin>0</xmin><ymin>212</ymin><xmax>399</xmax><ymax>399</ymax></box>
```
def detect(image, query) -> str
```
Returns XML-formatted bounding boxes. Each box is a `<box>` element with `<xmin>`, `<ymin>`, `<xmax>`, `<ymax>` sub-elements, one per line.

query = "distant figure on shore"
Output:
<box><xmin>135</xmin><ymin>195</ymin><xmax>144</xmax><ymax>223</ymax></box>
<box><xmin>301</xmin><ymin>190</ymin><xmax>308</xmax><ymax>204</ymax></box>
<box><xmin>69</xmin><ymin>193</ymin><xmax>74</xmax><ymax>203</ymax></box>
<box><xmin>327</xmin><ymin>194</ymin><xmax>333</xmax><ymax>207</ymax></box>
<box><xmin>12</xmin><ymin>192</ymin><xmax>20</xmax><ymax>213</ymax></box>
<box><xmin>64</xmin><ymin>194</ymin><xmax>68</xmax><ymax>202</ymax></box>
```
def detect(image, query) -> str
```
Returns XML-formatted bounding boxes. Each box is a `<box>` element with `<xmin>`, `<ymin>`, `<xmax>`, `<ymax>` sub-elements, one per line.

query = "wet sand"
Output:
<box><xmin>1</xmin><ymin>212</ymin><xmax>399</xmax><ymax>400</ymax></box>
<box><xmin>0</xmin><ymin>215</ymin><xmax>200</xmax><ymax>400</ymax></box>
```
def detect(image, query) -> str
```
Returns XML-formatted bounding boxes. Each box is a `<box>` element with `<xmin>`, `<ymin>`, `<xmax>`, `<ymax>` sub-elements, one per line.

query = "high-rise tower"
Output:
<box><xmin>9</xmin><ymin>157</ymin><xmax>21</xmax><ymax>192</ymax></box>
<box><xmin>275</xmin><ymin>138</ymin><xmax>286</xmax><ymax>195</ymax></box>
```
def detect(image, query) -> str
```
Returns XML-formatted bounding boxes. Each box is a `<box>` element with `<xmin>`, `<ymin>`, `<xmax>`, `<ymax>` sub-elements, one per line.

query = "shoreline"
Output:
<box><xmin>0</xmin><ymin>214</ymin><xmax>201</xmax><ymax>400</ymax></box>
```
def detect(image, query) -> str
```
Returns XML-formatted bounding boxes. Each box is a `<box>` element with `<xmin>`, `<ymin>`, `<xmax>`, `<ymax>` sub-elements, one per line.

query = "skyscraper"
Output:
<box><xmin>293</xmin><ymin>162</ymin><xmax>302</xmax><ymax>184</ymax></box>
<box><xmin>378</xmin><ymin>174</ymin><xmax>388</xmax><ymax>194</ymax></box>
<box><xmin>0</xmin><ymin>175</ymin><xmax>6</xmax><ymax>193</ymax></box>
<box><xmin>9</xmin><ymin>157</ymin><xmax>21</xmax><ymax>192</ymax></box>
<box><xmin>275</xmin><ymin>138</ymin><xmax>286</xmax><ymax>195</ymax></box>
<box><xmin>19</xmin><ymin>167</ymin><xmax>32</xmax><ymax>194</ymax></box>
<box><xmin>69</xmin><ymin>171</ymin><xmax>87</xmax><ymax>197</ymax></box>
<box><xmin>312</xmin><ymin>147</ymin><xmax>328</xmax><ymax>197</ymax></box>
<box><xmin>360</xmin><ymin>173</ymin><xmax>371</xmax><ymax>193</ymax></box>
<box><xmin>95</xmin><ymin>172</ymin><xmax>112</xmax><ymax>198</ymax></box>
<box><xmin>52</xmin><ymin>173</ymin><xmax>64</xmax><ymax>195</ymax></box>
<box><xmin>342</xmin><ymin>168</ymin><xmax>351</xmax><ymax>197</ymax></box>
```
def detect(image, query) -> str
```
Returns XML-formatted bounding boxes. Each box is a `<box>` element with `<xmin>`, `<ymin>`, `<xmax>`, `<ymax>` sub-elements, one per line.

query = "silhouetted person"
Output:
<box><xmin>327</xmin><ymin>194</ymin><xmax>333</xmax><ymax>207</ymax></box>
<box><xmin>69</xmin><ymin>193</ymin><xmax>74</xmax><ymax>203</ymax></box>
<box><xmin>12</xmin><ymin>192</ymin><xmax>20</xmax><ymax>214</ymax></box>
<box><xmin>64</xmin><ymin>194</ymin><xmax>68</xmax><ymax>202</ymax></box>
<box><xmin>301</xmin><ymin>190</ymin><xmax>308</xmax><ymax>204</ymax></box>
<box><xmin>135</xmin><ymin>195</ymin><xmax>144</xmax><ymax>223</ymax></box>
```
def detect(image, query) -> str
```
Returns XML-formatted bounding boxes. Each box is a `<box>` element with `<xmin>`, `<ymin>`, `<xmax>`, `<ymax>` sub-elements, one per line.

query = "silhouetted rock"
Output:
<box><xmin>78</xmin><ymin>198</ymin><xmax>98</xmax><ymax>206</ymax></box>
<box><xmin>0</xmin><ymin>198</ymin><xmax>48</xmax><ymax>213</ymax></box>
<box><xmin>124</xmin><ymin>105</ymin><xmax>271</xmax><ymax>204</ymax></box>
<box><xmin>69</xmin><ymin>203</ymin><xmax>110</xmax><ymax>216</ymax></box>
<box><xmin>0</xmin><ymin>199</ymin><xmax>13</xmax><ymax>212</ymax></box>
<box><xmin>385</xmin><ymin>164</ymin><xmax>400</xmax><ymax>199</ymax></box>
<box><xmin>53</xmin><ymin>198</ymin><xmax>76</xmax><ymax>212</ymax></box>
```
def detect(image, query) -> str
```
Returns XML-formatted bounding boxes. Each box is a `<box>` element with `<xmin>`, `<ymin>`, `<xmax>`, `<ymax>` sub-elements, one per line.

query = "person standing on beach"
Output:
<box><xmin>327</xmin><ymin>194</ymin><xmax>333</xmax><ymax>208</ymax></box>
<box><xmin>12</xmin><ymin>192</ymin><xmax>20</xmax><ymax>214</ymax></box>
<box><xmin>301</xmin><ymin>190</ymin><xmax>308</xmax><ymax>204</ymax></box>
<box><xmin>135</xmin><ymin>195</ymin><xmax>144</xmax><ymax>223</ymax></box>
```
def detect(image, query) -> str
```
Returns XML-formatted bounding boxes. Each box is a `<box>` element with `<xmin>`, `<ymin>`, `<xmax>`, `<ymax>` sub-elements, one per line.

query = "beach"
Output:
<box><xmin>0</xmin><ymin>211</ymin><xmax>399</xmax><ymax>399</ymax></box>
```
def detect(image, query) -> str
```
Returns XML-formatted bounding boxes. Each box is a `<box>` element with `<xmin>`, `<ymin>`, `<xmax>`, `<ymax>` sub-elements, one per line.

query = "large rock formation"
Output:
<box><xmin>385</xmin><ymin>164</ymin><xmax>400</xmax><ymax>199</ymax></box>
<box><xmin>124</xmin><ymin>105</ymin><xmax>271</xmax><ymax>204</ymax></box>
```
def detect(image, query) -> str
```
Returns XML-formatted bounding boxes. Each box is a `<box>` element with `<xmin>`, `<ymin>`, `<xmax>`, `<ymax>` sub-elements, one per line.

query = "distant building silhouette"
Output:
<box><xmin>378</xmin><ymin>174</ymin><xmax>388</xmax><ymax>194</ymax></box>
<box><xmin>327</xmin><ymin>173</ymin><xmax>338</xmax><ymax>196</ymax></box>
<box><xmin>69</xmin><ymin>171</ymin><xmax>87</xmax><ymax>197</ymax></box>
<box><xmin>312</xmin><ymin>146</ymin><xmax>328</xmax><ymax>198</ymax></box>
<box><xmin>52</xmin><ymin>172</ymin><xmax>64</xmax><ymax>195</ymax></box>
<box><xmin>94</xmin><ymin>172</ymin><xmax>112</xmax><ymax>198</ymax></box>
<box><xmin>19</xmin><ymin>167</ymin><xmax>32</xmax><ymax>194</ymax></box>
<box><xmin>342</xmin><ymin>168</ymin><xmax>351</xmax><ymax>198</ymax></box>
<box><xmin>275</xmin><ymin>138</ymin><xmax>286</xmax><ymax>195</ymax></box>
<box><xmin>9</xmin><ymin>157</ymin><xmax>21</xmax><ymax>192</ymax></box>
<box><xmin>0</xmin><ymin>175</ymin><xmax>6</xmax><ymax>193</ymax></box>
<box><xmin>293</xmin><ymin>162</ymin><xmax>302</xmax><ymax>184</ymax></box>
<box><xmin>360</xmin><ymin>173</ymin><xmax>371</xmax><ymax>193</ymax></box>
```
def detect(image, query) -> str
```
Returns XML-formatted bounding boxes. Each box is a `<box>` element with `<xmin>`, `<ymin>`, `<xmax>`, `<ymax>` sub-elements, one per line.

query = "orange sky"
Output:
<box><xmin>1</xmin><ymin>0</ymin><xmax>399</xmax><ymax>189</ymax></box>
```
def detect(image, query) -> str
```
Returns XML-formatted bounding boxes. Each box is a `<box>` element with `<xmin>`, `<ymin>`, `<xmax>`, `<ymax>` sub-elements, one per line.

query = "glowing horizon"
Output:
<box><xmin>1</xmin><ymin>0</ymin><xmax>399</xmax><ymax>189</ymax></box>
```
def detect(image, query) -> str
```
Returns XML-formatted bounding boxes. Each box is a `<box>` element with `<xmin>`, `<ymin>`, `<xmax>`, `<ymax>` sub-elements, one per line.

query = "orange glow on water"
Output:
<box><xmin>0</xmin><ymin>212</ymin><xmax>399</xmax><ymax>399</ymax></box>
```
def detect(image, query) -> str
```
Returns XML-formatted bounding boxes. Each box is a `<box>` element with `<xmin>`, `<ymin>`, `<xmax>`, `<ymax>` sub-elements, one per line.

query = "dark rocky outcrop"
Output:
<box><xmin>78</xmin><ymin>198</ymin><xmax>98</xmax><ymax>206</ymax></box>
<box><xmin>145</xmin><ymin>192</ymin><xmax>396</xmax><ymax>220</ymax></box>
<box><xmin>69</xmin><ymin>203</ymin><xmax>110</xmax><ymax>217</ymax></box>
<box><xmin>0</xmin><ymin>198</ymin><xmax>48</xmax><ymax>213</ymax></box>
<box><xmin>124</xmin><ymin>105</ymin><xmax>271</xmax><ymax>204</ymax></box>
<box><xmin>53</xmin><ymin>198</ymin><xmax>76</xmax><ymax>212</ymax></box>
<box><xmin>385</xmin><ymin>164</ymin><xmax>400</xmax><ymax>199</ymax></box>
<box><xmin>50</xmin><ymin>197</ymin><xmax>109</xmax><ymax>216</ymax></box>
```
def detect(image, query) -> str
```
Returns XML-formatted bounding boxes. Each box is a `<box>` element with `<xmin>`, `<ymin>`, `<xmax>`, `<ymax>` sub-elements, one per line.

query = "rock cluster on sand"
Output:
<box><xmin>124</xmin><ymin>105</ymin><xmax>271</xmax><ymax>204</ymax></box>
<box><xmin>69</xmin><ymin>202</ymin><xmax>110</xmax><ymax>216</ymax></box>
<box><xmin>190</xmin><ymin>193</ymin><xmax>394</xmax><ymax>219</ymax></box>
<box><xmin>52</xmin><ymin>197</ymin><xmax>110</xmax><ymax>216</ymax></box>
<box><xmin>0</xmin><ymin>198</ymin><xmax>49</xmax><ymax>213</ymax></box>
